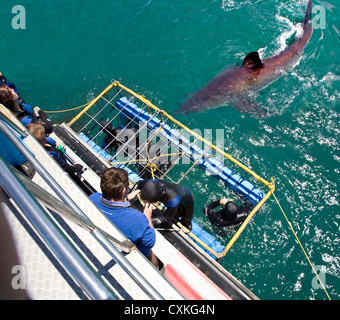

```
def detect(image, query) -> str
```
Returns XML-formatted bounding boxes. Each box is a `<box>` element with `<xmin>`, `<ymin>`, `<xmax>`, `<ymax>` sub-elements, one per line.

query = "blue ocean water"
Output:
<box><xmin>1</xmin><ymin>0</ymin><xmax>339</xmax><ymax>300</ymax></box>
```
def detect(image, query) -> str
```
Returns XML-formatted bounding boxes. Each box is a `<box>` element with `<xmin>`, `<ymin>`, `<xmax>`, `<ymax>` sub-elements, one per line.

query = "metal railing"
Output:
<box><xmin>0</xmin><ymin>113</ymin><xmax>164</xmax><ymax>300</ymax></box>
<box><xmin>0</xmin><ymin>155</ymin><xmax>118</xmax><ymax>300</ymax></box>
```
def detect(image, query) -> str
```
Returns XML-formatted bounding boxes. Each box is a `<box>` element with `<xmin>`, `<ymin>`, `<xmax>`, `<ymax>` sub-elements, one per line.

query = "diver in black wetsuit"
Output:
<box><xmin>203</xmin><ymin>198</ymin><xmax>252</xmax><ymax>228</ymax></box>
<box><xmin>136</xmin><ymin>179</ymin><xmax>194</xmax><ymax>230</ymax></box>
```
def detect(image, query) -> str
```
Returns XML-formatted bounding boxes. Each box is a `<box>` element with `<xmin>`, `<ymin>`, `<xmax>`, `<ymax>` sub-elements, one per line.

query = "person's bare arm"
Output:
<box><xmin>127</xmin><ymin>189</ymin><xmax>140</xmax><ymax>201</ymax></box>
<box><xmin>143</xmin><ymin>203</ymin><xmax>154</xmax><ymax>229</ymax></box>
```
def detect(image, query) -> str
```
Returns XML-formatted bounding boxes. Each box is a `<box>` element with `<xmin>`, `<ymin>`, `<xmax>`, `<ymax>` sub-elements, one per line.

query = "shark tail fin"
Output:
<box><xmin>304</xmin><ymin>0</ymin><xmax>312</xmax><ymax>25</ymax></box>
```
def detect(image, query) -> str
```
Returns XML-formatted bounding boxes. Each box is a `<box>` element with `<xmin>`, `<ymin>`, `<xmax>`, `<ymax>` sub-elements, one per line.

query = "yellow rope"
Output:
<box><xmin>145</xmin><ymin>135</ymin><xmax>155</xmax><ymax>179</ymax></box>
<box><xmin>109</xmin><ymin>151</ymin><xmax>183</xmax><ymax>166</ymax></box>
<box><xmin>272</xmin><ymin>192</ymin><xmax>331</xmax><ymax>300</ymax></box>
<box><xmin>44</xmin><ymin>102</ymin><xmax>91</xmax><ymax>114</ymax></box>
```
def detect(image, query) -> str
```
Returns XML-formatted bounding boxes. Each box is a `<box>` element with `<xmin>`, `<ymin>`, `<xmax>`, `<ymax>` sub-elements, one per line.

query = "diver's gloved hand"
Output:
<box><xmin>131</xmin><ymin>179</ymin><xmax>148</xmax><ymax>192</ymax></box>
<box><xmin>181</xmin><ymin>218</ymin><xmax>192</xmax><ymax>231</ymax></box>
<box><xmin>152</xmin><ymin>215</ymin><xmax>172</xmax><ymax>229</ymax></box>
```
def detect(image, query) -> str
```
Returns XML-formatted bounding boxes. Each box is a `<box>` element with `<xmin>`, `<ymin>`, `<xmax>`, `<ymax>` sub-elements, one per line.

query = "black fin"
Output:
<box><xmin>242</xmin><ymin>51</ymin><xmax>263</xmax><ymax>69</ymax></box>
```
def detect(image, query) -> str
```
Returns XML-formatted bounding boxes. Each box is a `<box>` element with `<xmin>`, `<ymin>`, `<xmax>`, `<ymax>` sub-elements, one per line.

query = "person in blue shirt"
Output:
<box><xmin>89</xmin><ymin>167</ymin><xmax>159</xmax><ymax>268</ymax></box>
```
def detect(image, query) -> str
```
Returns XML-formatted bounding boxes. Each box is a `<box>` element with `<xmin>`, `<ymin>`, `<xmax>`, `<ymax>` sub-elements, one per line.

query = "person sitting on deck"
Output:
<box><xmin>136</xmin><ymin>179</ymin><xmax>194</xmax><ymax>231</ymax></box>
<box><xmin>0</xmin><ymin>72</ymin><xmax>22</xmax><ymax>100</ymax></box>
<box><xmin>203</xmin><ymin>198</ymin><xmax>252</xmax><ymax>228</ymax></box>
<box><xmin>89</xmin><ymin>167</ymin><xmax>159</xmax><ymax>268</ymax></box>
<box><xmin>0</xmin><ymin>83</ymin><xmax>53</xmax><ymax>134</ymax></box>
<box><xmin>26</xmin><ymin>123</ymin><xmax>83</xmax><ymax>184</ymax></box>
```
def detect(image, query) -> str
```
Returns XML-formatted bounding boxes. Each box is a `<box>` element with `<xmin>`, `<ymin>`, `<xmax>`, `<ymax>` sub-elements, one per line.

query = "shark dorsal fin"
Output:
<box><xmin>242</xmin><ymin>52</ymin><xmax>264</xmax><ymax>69</ymax></box>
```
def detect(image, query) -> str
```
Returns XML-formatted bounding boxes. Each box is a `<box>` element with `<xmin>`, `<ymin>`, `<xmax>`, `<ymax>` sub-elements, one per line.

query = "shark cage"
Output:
<box><xmin>65</xmin><ymin>81</ymin><xmax>275</xmax><ymax>260</ymax></box>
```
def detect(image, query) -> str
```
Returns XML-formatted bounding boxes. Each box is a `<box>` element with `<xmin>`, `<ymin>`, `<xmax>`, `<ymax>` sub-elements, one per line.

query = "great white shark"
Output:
<box><xmin>176</xmin><ymin>0</ymin><xmax>313</xmax><ymax>117</ymax></box>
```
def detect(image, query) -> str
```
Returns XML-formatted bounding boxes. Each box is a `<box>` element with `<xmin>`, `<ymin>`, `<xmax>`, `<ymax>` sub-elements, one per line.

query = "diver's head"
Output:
<box><xmin>224</xmin><ymin>200</ymin><xmax>239</xmax><ymax>216</ymax></box>
<box><xmin>101</xmin><ymin>121</ymin><xmax>114</xmax><ymax>135</ymax></box>
<box><xmin>140</xmin><ymin>180</ymin><xmax>164</xmax><ymax>203</ymax></box>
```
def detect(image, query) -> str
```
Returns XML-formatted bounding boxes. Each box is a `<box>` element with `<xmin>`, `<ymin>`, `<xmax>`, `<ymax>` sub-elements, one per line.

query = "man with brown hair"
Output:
<box><xmin>89</xmin><ymin>167</ymin><xmax>158</xmax><ymax>267</ymax></box>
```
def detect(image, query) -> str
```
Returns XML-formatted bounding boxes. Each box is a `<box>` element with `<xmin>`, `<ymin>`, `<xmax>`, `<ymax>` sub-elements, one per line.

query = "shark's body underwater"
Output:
<box><xmin>176</xmin><ymin>0</ymin><xmax>313</xmax><ymax>116</ymax></box>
